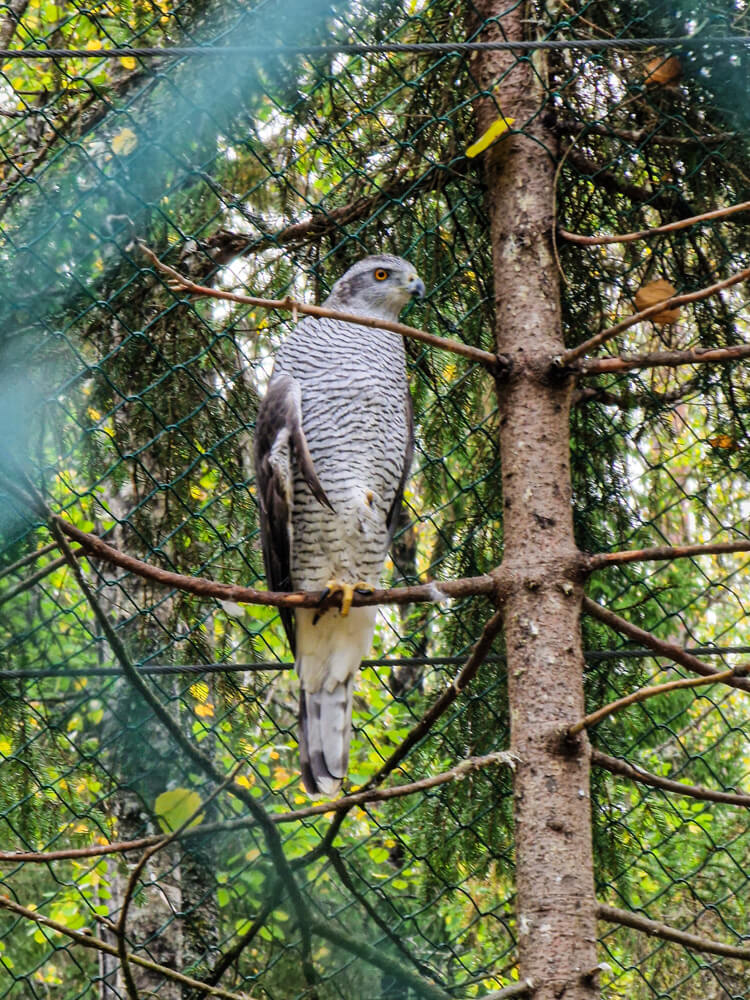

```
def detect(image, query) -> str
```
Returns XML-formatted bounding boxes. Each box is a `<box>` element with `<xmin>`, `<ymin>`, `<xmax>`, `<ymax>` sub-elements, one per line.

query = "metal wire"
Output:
<box><xmin>0</xmin><ymin>36</ymin><xmax>747</xmax><ymax>60</ymax></box>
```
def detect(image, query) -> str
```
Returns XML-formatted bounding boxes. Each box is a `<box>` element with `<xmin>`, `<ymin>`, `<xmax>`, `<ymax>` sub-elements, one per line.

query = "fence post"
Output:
<box><xmin>470</xmin><ymin>4</ymin><xmax>600</xmax><ymax>996</ymax></box>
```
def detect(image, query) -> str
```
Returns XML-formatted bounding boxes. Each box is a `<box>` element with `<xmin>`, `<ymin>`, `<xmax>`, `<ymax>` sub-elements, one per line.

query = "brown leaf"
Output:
<box><xmin>644</xmin><ymin>56</ymin><xmax>682</xmax><ymax>87</ymax></box>
<box><xmin>708</xmin><ymin>434</ymin><xmax>740</xmax><ymax>452</ymax></box>
<box><xmin>634</xmin><ymin>278</ymin><xmax>680</xmax><ymax>325</ymax></box>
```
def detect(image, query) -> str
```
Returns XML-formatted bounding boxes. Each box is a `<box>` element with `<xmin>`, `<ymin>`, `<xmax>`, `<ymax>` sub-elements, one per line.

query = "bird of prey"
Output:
<box><xmin>254</xmin><ymin>255</ymin><xmax>425</xmax><ymax>795</ymax></box>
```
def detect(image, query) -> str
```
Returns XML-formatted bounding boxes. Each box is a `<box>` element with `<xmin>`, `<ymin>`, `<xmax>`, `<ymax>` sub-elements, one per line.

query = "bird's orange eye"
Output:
<box><xmin>374</xmin><ymin>268</ymin><xmax>388</xmax><ymax>281</ymax></box>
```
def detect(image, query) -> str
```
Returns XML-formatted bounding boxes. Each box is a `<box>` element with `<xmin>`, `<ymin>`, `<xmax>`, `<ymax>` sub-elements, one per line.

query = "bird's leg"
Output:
<box><xmin>314</xmin><ymin>579</ymin><xmax>374</xmax><ymax>622</ymax></box>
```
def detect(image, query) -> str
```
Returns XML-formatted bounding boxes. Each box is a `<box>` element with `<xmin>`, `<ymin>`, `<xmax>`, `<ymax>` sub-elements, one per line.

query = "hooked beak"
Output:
<box><xmin>407</xmin><ymin>274</ymin><xmax>426</xmax><ymax>300</ymax></box>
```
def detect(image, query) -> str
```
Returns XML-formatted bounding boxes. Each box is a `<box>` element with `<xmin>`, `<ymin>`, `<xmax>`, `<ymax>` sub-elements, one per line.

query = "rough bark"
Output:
<box><xmin>471</xmin><ymin>4</ymin><xmax>599</xmax><ymax>997</ymax></box>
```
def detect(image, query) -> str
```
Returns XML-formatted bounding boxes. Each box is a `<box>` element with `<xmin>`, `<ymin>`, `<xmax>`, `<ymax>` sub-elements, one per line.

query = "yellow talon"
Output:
<box><xmin>321</xmin><ymin>579</ymin><xmax>373</xmax><ymax>617</ymax></box>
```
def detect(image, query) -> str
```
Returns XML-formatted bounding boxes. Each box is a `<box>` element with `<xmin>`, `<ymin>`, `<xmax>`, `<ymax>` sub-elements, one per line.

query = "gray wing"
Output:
<box><xmin>385</xmin><ymin>387</ymin><xmax>415</xmax><ymax>545</ymax></box>
<box><xmin>253</xmin><ymin>374</ymin><xmax>332</xmax><ymax>654</ymax></box>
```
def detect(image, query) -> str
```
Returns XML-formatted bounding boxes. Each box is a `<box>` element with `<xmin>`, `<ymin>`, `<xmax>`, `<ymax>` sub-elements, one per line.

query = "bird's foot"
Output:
<box><xmin>313</xmin><ymin>579</ymin><xmax>373</xmax><ymax>623</ymax></box>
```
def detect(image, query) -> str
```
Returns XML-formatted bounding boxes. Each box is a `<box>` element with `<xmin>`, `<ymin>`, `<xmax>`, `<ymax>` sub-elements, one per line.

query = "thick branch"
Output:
<box><xmin>589</xmin><ymin>538</ymin><xmax>750</xmax><ymax>568</ymax></box>
<box><xmin>141</xmin><ymin>245</ymin><xmax>501</xmax><ymax>371</ymax></box>
<box><xmin>592</xmin><ymin>749</ymin><xmax>750</xmax><ymax>808</ymax></box>
<box><xmin>580</xmin><ymin>342</ymin><xmax>750</xmax><ymax>376</ymax></box>
<box><xmin>568</xmin><ymin>667</ymin><xmax>740</xmax><ymax>736</ymax></box>
<box><xmin>581</xmin><ymin>596</ymin><xmax>750</xmax><ymax>693</ymax></box>
<box><xmin>0</xmin><ymin>896</ymin><xmax>250</xmax><ymax>1000</ymax></box>
<box><xmin>560</xmin><ymin>265</ymin><xmax>750</xmax><ymax>364</ymax></box>
<box><xmin>597</xmin><ymin>903</ymin><xmax>750</xmax><ymax>960</ymax></box>
<box><xmin>204</xmin><ymin>164</ymin><xmax>452</xmax><ymax>265</ymax></box>
<box><xmin>559</xmin><ymin>198</ymin><xmax>750</xmax><ymax>246</ymax></box>
<box><xmin>53</xmin><ymin>513</ymin><xmax>497</xmax><ymax>609</ymax></box>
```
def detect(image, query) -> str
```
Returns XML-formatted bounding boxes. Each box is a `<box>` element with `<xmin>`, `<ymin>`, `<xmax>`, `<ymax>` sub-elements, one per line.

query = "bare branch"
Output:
<box><xmin>140</xmin><ymin>244</ymin><xmax>501</xmax><ymax>371</ymax></box>
<box><xmin>597</xmin><ymin>902</ymin><xmax>750</xmax><ymax>960</ymax></box>
<box><xmin>589</xmin><ymin>538</ymin><xmax>750</xmax><ymax>568</ymax></box>
<box><xmin>581</xmin><ymin>596</ymin><xmax>750</xmax><ymax>693</ymax></box>
<box><xmin>0</xmin><ymin>751</ymin><xmax>514</xmax><ymax>864</ymax></box>
<box><xmin>580</xmin><ymin>341</ymin><xmax>750</xmax><ymax>376</ymax></box>
<box><xmin>0</xmin><ymin>895</ymin><xmax>252</xmax><ymax>999</ymax></box>
<box><xmin>592</xmin><ymin>749</ymin><xmax>750</xmax><ymax>808</ymax></box>
<box><xmin>568</xmin><ymin>667</ymin><xmax>741</xmax><ymax>736</ymax></box>
<box><xmin>559</xmin><ymin>265</ymin><xmax>750</xmax><ymax>365</ymax></box>
<box><xmin>52</xmin><ymin>512</ymin><xmax>498</xmax><ymax>609</ymax></box>
<box><xmin>559</xmin><ymin>198</ymin><xmax>750</xmax><ymax>246</ymax></box>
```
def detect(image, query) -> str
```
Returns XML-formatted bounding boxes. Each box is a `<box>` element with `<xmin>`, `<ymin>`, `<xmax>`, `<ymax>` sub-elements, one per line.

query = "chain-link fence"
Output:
<box><xmin>1</xmin><ymin>0</ymin><xmax>749</xmax><ymax>997</ymax></box>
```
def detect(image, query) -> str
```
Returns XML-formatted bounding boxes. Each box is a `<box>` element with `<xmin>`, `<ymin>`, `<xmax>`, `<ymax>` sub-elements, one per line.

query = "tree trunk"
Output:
<box><xmin>471</xmin><ymin>4</ymin><xmax>600</xmax><ymax>996</ymax></box>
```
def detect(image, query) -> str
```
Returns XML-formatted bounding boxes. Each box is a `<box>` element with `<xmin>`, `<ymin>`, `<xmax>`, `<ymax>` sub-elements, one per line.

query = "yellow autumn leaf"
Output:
<box><xmin>195</xmin><ymin>702</ymin><xmax>214</xmax><ymax>718</ymax></box>
<box><xmin>465</xmin><ymin>116</ymin><xmax>514</xmax><ymax>158</ymax></box>
<box><xmin>190</xmin><ymin>681</ymin><xmax>209</xmax><ymax>702</ymax></box>
<box><xmin>120</xmin><ymin>56</ymin><xmax>137</xmax><ymax>70</ymax></box>
<box><xmin>111</xmin><ymin>128</ymin><xmax>138</xmax><ymax>156</ymax></box>
<box><xmin>0</xmin><ymin>738</ymin><xmax>11</xmax><ymax>756</ymax></box>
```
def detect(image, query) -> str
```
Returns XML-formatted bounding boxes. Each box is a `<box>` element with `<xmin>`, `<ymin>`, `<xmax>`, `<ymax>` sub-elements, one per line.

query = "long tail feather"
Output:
<box><xmin>298</xmin><ymin>678</ymin><xmax>354</xmax><ymax>796</ymax></box>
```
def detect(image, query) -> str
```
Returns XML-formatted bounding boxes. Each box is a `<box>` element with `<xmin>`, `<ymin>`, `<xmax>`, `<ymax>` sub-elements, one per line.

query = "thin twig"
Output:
<box><xmin>140</xmin><ymin>244</ymin><xmax>500</xmax><ymax>371</ymax></box>
<box><xmin>0</xmin><ymin>752</ymin><xmax>514</xmax><ymax>863</ymax></box>
<box><xmin>592</xmin><ymin>749</ymin><xmax>750</xmax><ymax>808</ymax></box>
<box><xmin>581</xmin><ymin>596</ymin><xmax>750</xmax><ymax>693</ymax></box>
<box><xmin>51</xmin><ymin>512</ymin><xmax>498</xmax><ymax>609</ymax></box>
<box><xmin>597</xmin><ymin>902</ymin><xmax>750</xmax><ymax>960</ymax></box>
<box><xmin>559</xmin><ymin>198</ymin><xmax>750</xmax><ymax>245</ymax></box>
<box><xmin>589</xmin><ymin>538</ymin><xmax>750</xmax><ymax>568</ymax></box>
<box><xmin>579</xmin><ymin>341</ymin><xmax>750</xmax><ymax>376</ymax></box>
<box><xmin>203</xmin><ymin>882</ymin><xmax>282</xmax><ymax>988</ymax></box>
<box><xmin>0</xmin><ymin>896</ymin><xmax>252</xmax><ymax>999</ymax></box>
<box><xmin>559</xmin><ymin>265</ymin><xmax>750</xmax><ymax>365</ymax></box>
<box><xmin>568</xmin><ymin>667</ymin><xmax>740</xmax><ymax>736</ymax></box>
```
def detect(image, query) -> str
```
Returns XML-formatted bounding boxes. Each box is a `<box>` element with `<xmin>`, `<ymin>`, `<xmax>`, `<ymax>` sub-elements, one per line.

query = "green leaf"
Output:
<box><xmin>154</xmin><ymin>788</ymin><xmax>204</xmax><ymax>833</ymax></box>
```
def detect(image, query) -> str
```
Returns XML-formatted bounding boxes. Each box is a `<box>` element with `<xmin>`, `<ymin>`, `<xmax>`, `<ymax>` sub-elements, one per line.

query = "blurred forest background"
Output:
<box><xmin>1</xmin><ymin>0</ymin><xmax>749</xmax><ymax>997</ymax></box>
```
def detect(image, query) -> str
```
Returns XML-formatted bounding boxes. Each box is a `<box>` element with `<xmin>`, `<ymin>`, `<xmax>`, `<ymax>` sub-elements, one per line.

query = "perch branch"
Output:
<box><xmin>568</xmin><ymin>667</ymin><xmax>741</xmax><ymax>736</ymax></box>
<box><xmin>140</xmin><ymin>244</ymin><xmax>500</xmax><ymax>371</ymax></box>
<box><xmin>597</xmin><ymin>903</ymin><xmax>750</xmax><ymax>960</ymax></box>
<box><xmin>581</xmin><ymin>596</ymin><xmax>750</xmax><ymax>693</ymax></box>
<box><xmin>52</xmin><ymin>512</ymin><xmax>498</xmax><ymax>609</ymax></box>
<box><xmin>559</xmin><ymin>265</ymin><xmax>750</xmax><ymax>365</ymax></box>
<box><xmin>559</xmin><ymin>198</ymin><xmax>750</xmax><ymax>245</ymax></box>
<box><xmin>589</xmin><ymin>538</ymin><xmax>750</xmax><ymax>568</ymax></box>
<box><xmin>0</xmin><ymin>895</ymin><xmax>251</xmax><ymax>999</ymax></box>
<box><xmin>592</xmin><ymin>749</ymin><xmax>750</xmax><ymax>808</ymax></box>
<box><xmin>580</xmin><ymin>341</ymin><xmax>750</xmax><ymax>375</ymax></box>
<box><xmin>0</xmin><ymin>751</ymin><xmax>514</xmax><ymax>863</ymax></box>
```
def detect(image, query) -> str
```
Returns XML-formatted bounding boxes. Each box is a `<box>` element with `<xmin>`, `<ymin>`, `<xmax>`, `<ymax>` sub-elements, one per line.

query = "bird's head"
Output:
<box><xmin>325</xmin><ymin>255</ymin><xmax>426</xmax><ymax>321</ymax></box>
